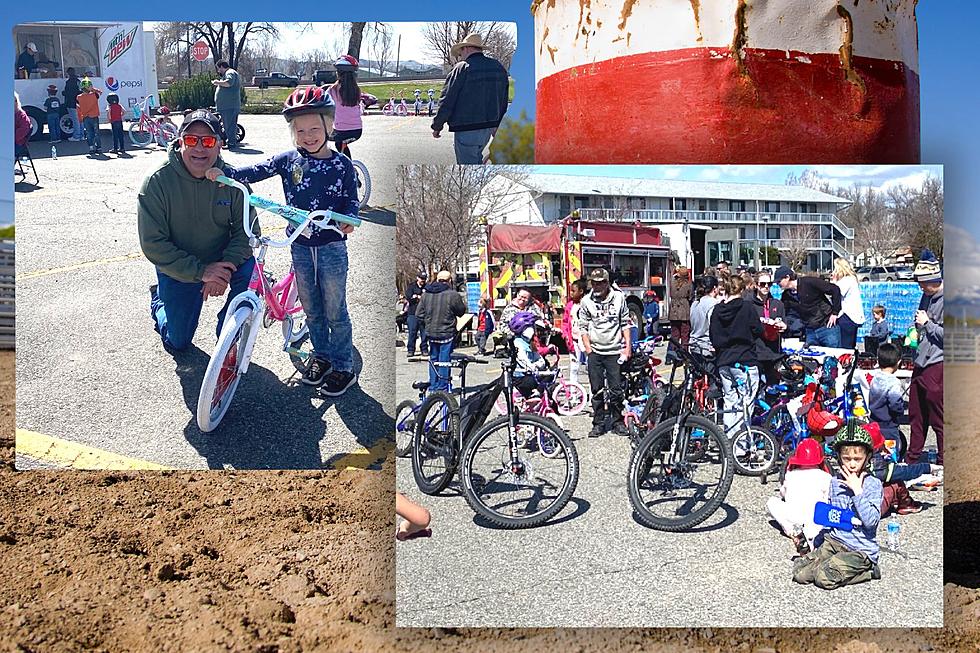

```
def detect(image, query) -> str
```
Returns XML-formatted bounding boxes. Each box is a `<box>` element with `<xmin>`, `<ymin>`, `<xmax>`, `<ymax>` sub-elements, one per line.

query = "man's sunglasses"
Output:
<box><xmin>182</xmin><ymin>134</ymin><xmax>218</xmax><ymax>148</ymax></box>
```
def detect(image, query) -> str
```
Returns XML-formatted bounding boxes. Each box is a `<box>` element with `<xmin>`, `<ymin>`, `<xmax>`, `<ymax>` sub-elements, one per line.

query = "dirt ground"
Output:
<box><xmin>0</xmin><ymin>352</ymin><xmax>977</xmax><ymax>651</ymax></box>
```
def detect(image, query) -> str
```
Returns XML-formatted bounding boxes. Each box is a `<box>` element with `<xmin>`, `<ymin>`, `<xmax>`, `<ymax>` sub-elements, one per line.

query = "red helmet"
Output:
<box><xmin>282</xmin><ymin>85</ymin><xmax>335</xmax><ymax>120</ymax></box>
<box><xmin>788</xmin><ymin>438</ymin><xmax>824</xmax><ymax>468</ymax></box>
<box><xmin>806</xmin><ymin>406</ymin><xmax>842</xmax><ymax>439</ymax></box>
<box><xmin>864</xmin><ymin>422</ymin><xmax>885</xmax><ymax>451</ymax></box>
<box><xmin>334</xmin><ymin>55</ymin><xmax>359</xmax><ymax>72</ymax></box>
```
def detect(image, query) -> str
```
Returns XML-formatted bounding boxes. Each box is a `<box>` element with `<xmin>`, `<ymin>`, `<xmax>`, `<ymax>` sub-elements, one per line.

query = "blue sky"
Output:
<box><xmin>3</xmin><ymin>4</ymin><xmax>977</xmax><ymax>231</ymax></box>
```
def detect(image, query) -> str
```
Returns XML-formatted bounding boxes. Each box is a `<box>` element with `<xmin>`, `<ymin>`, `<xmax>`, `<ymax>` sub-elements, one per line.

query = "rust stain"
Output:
<box><xmin>530</xmin><ymin>0</ymin><xmax>556</xmax><ymax>16</ymax></box>
<box><xmin>539</xmin><ymin>27</ymin><xmax>549</xmax><ymax>55</ymax></box>
<box><xmin>689</xmin><ymin>0</ymin><xmax>704</xmax><ymax>42</ymax></box>
<box><xmin>547</xmin><ymin>44</ymin><xmax>558</xmax><ymax>65</ymax></box>
<box><xmin>575</xmin><ymin>0</ymin><xmax>592</xmax><ymax>42</ymax></box>
<box><xmin>618</xmin><ymin>0</ymin><xmax>638</xmax><ymax>31</ymax></box>
<box><xmin>837</xmin><ymin>4</ymin><xmax>867</xmax><ymax>92</ymax></box>
<box><xmin>627</xmin><ymin>31</ymin><xmax>631</xmax><ymax>47</ymax></box>
<box><xmin>731</xmin><ymin>0</ymin><xmax>750</xmax><ymax>76</ymax></box>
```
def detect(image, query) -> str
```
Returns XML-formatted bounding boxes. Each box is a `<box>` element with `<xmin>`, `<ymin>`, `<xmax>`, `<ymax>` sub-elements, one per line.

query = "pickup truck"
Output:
<box><xmin>313</xmin><ymin>69</ymin><xmax>338</xmax><ymax>85</ymax></box>
<box><xmin>250</xmin><ymin>72</ymin><xmax>299</xmax><ymax>89</ymax></box>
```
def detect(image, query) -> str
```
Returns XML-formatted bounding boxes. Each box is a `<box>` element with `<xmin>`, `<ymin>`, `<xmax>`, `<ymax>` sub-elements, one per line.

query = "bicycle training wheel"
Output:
<box><xmin>351</xmin><ymin>159</ymin><xmax>372</xmax><ymax>207</ymax></box>
<box><xmin>59</xmin><ymin>113</ymin><xmax>76</xmax><ymax>139</ymax></box>
<box><xmin>411</xmin><ymin>390</ymin><xmax>460</xmax><ymax>495</ymax></box>
<box><xmin>128</xmin><ymin>121</ymin><xmax>153</xmax><ymax>147</ymax></box>
<box><xmin>395</xmin><ymin>399</ymin><xmax>417</xmax><ymax>458</ymax></box>
<box><xmin>730</xmin><ymin>425</ymin><xmax>779</xmax><ymax>476</ymax></box>
<box><xmin>197</xmin><ymin>306</ymin><xmax>253</xmax><ymax>432</ymax></box>
<box><xmin>627</xmin><ymin>415</ymin><xmax>733</xmax><ymax>532</ymax></box>
<box><xmin>552</xmin><ymin>381</ymin><xmax>587</xmax><ymax>416</ymax></box>
<box><xmin>460</xmin><ymin>414</ymin><xmax>579</xmax><ymax>529</ymax></box>
<box><xmin>236</xmin><ymin>123</ymin><xmax>246</xmax><ymax>143</ymax></box>
<box><xmin>765</xmin><ymin>404</ymin><xmax>796</xmax><ymax>459</ymax></box>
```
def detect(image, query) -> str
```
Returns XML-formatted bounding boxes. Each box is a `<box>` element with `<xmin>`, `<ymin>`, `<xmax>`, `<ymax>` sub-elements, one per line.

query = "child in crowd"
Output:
<box><xmin>709</xmin><ymin>275</ymin><xmax>763</xmax><ymax>436</ymax></box>
<box><xmin>106</xmin><ymin>93</ymin><xmax>125</xmax><ymax>154</ymax></box>
<box><xmin>509</xmin><ymin>311</ymin><xmax>552</xmax><ymax>399</ymax></box>
<box><xmin>642</xmin><ymin>289</ymin><xmax>660</xmax><ymax>338</ymax></box>
<box><xmin>206</xmin><ymin>86</ymin><xmax>359</xmax><ymax>396</ymax></box>
<box><xmin>327</xmin><ymin>55</ymin><xmax>363</xmax><ymax>159</ymax></box>
<box><xmin>869</xmin><ymin>305</ymin><xmax>891</xmax><ymax>343</ymax></box>
<box><xmin>865</xmin><ymin>422</ymin><xmax>942</xmax><ymax>516</ymax></box>
<box><xmin>561</xmin><ymin>279</ymin><xmax>588</xmax><ymax>384</ymax></box>
<box><xmin>766</xmin><ymin>438</ymin><xmax>831</xmax><ymax>555</ymax></box>
<box><xmin>868</xmin><ymin>343</ymin><xmax>906</xmax><ymax>454</ymax></box>
<box><xmin>156</xmin><ymin>106</ymin><xmax>177</xmax><ymax>146</ymax></box>
<box><xmin>76</xmin><ymin>78</ymin><xmax>102</xmax><ymax>153</ymax></box>
<box><xmin>43</xmin><ymin>84</ymin><xmax>62</xmax><ymax>143</ymax></box>
<box><xmin>474</xmin><ymin>297</ymin><xmax>495</xmax><ymax>356</ymax></box>
<box><xmin>793</xmin><ymin>420</ymin><xmax>883</xmax><ymax>589</ymax></box>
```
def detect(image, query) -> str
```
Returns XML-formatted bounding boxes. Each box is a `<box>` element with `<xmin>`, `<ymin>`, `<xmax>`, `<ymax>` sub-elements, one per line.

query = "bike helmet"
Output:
<box><xmin>333</xmin><ymin>55</ymin><xmax>358</xmax><ymax>72</ymax></box>
<box><xmin>787</xmin><ymin>438</ymin><xmax>825</xmax><ymax>468</ymax></box>
<box><xmin>80</xmin><ymin>77</ymin><xmax>93</xmax><ymax>90</ymax></box>
<box><xmin>643</xmin><ymin>289</ymin><xmax>658</xmax><ymax>299</ymax></box>
<box><xmin>414</xmin><ymin>88</ymin><xmax>422</xmax><ymax>96</ymax></box>
<box><xmin>159</xmin><ymin>105</ymin><xmax>171</xmax><ymax>115</ymax></box>
<box><xmin>282</xmin><ymin>85</ymin><xmax>335</xmax><ymax>120</ymax></box>
<box><xmin>508</xmin><ymin>311</ymin><xmax>538</xmax><ymax>335</ymax></box>
<box><xmin>806</xmin><ymin>404</ymin><xmax>842</xmax><ymax>440</ymax></box>
<box><xmin>833</xmin><ymin>418</ymin><xmax>874</xmax><ymax>456</ymax></box>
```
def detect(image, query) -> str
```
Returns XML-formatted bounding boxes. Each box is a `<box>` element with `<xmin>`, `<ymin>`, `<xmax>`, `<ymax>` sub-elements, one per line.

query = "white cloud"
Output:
<box><xmin>662</xmin><ymin>167</ymin><xmax>682</xmax><ymax>179</ymax></box>
<box><xmin>698</xmin><ymin>167</ymin><xmax>722</xmax><ymax>180</ymax></box>
<box><xmin>944</xmin><ymin>224</ymin><xmax>980</xmax><ymax>295</ymax></box>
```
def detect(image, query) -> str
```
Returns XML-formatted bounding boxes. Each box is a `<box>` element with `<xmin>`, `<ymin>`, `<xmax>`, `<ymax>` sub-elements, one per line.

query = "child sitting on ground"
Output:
<box><xmin>766</xmin><ymin>438</ymin><xmax>831</xmax><ymax>555</ymax></box>
<box><xmin>865</xmin><ymin>422</ymin><xmax>942</xmax><ymax>516</ymax></box>
<box><xmin>793</xmin><ymin>420</ymin><xmax>883</xmax><ymax>590</ymax></box>
<box><xmin>509</xmin><ymin>311</ymin><xmax>552</xmax><ymax>399</ymax></box>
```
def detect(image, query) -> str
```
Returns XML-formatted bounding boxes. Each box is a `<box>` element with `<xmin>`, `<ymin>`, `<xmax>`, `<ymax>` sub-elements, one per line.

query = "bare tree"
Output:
<box><xmin>372</xmin><ymin>28</ymin><xmax>394</xmax><ymax>77</ymax></box>
<box><xmin>179</xmin><ymin>22</ymin><xmax>279</xmax><ymax>70</ymax></box>
<box><xmin>889</xmin><ymin>176</ymin><xmax>944</xmax><ymax>260</ymax></box>
<box><xmin>779</xmin><ymin>224</ymin><xmax>819</xmax><ymax>271</ymax></box>
<box><xmin>421</xmin><ymin>22</ymin><xmax>514</xmax><ymax>69</ymax></box>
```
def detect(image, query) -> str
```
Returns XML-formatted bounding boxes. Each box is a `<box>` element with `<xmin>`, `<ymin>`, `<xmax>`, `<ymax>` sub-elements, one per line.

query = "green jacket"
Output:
<box><xmin>138</xmin><ymin>145</ymin><xmax>256</xmax><ymax>283</ymax></box>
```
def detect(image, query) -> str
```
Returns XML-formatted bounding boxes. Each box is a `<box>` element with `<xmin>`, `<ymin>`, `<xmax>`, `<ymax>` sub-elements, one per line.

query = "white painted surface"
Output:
<box><xmin>534</xmin><ymin>0</ymin><xmax>918</xmax><ymax>81</ymax></box>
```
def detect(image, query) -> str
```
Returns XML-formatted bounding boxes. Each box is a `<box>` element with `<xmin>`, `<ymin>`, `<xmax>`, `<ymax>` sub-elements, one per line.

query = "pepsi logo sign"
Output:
<box><xmin>105</xmin><ymin>77</ymin><xmax>120</xmax><ymax>91</ymax></box>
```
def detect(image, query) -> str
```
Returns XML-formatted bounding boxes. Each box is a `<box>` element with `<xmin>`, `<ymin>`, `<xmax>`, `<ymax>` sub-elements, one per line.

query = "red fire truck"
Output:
<box><xmin>477</xmin><ymin>218</ymin><xmax>674</xmax><ymax>346</ymax></box>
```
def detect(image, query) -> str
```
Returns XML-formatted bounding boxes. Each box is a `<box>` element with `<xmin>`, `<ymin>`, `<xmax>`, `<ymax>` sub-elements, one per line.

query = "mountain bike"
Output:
<box><xmin>129</xmin><ymin>97</ymin><xmax>178</xmax><ymax>148</ymax></box>
<box><xmin>195</xmin><ymin>176</ymin><xmax>361</xmax><ymax>432</ymax></box>
<box><xmin>627</xmin><ymin>339</ymin><xmax>733</xmax><ymax>532</ymax></box>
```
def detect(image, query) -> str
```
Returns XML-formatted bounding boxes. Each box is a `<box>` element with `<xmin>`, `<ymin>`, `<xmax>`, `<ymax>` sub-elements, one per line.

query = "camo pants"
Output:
<box><xmin>792</xmin><ymin>537</ymin><xmax>878</xmax><ymax>590</ymax></box>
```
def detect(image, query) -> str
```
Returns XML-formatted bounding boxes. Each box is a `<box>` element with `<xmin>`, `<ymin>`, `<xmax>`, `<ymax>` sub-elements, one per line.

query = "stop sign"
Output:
<box><xmin>192</xmin><ymin>40</ymin><xmax>210</xmax><ymax>62</ymax></box>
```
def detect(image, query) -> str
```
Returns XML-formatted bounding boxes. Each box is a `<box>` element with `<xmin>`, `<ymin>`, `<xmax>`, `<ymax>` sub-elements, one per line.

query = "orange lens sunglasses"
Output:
<box><xmin>182</xmin><ymin>134</ymin><xmax>218</xmax><ymax>148</ymax></box>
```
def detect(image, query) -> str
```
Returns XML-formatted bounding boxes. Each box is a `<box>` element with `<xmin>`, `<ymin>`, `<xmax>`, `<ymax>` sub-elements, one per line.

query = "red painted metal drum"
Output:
<box><xmin>534</xmin><ymin>0</ymin><xmax>919</xmax><ymax>164</ymax></box>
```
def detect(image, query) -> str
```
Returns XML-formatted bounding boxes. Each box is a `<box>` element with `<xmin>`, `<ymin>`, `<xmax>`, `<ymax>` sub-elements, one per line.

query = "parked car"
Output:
<box><xmin>892</xmin><ymin>265</ymin><xmax>914</xmax><ymax>280</ymax></box>
<box><xmin>314</xmin><ymin>69</ymin><xmax>338</xmax><ymax>85</ymax></box>
<box><xmin>251</xmin><ymin>72</ymin><xmax>299</xmax><ymax>89</ymax></box>
<box><xmin>856</xmin><ymin>265</ymin><xmax>910</xmax><ymax>282</ymax></box>
<box><xmin>360</xmin><ymin>92</ymin><xmax>378</xmax><ymax>111</ymax></box>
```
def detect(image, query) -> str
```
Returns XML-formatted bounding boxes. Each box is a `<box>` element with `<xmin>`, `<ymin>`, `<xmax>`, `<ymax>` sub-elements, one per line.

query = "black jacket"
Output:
<box><xmin>709</xmin><ymin>298</ymin><xmax>764</xmax><ymax>367</ymax></box>
<box><xmin>416</xmin><ymin>282</ymin><xmax>466</xmax><ymax>340</ymax></box>
<box><xmin>405</xmin><ymin>282</ymin><xmax>425</xmax><ymax>316</ymax></box>
<box><xmin>63</xmin><ymin>76</ymin><xmax>81</xmax><ymax>109</ymax></box>
<box><xmin>797</xmin><ymin>276</ymin><xmax>842</xmax><ymax>329</ymax></box>
<box><xmin>432</xmin><ymin>52</ymin><xmax>509</xmax><ymax>133</ymax></box>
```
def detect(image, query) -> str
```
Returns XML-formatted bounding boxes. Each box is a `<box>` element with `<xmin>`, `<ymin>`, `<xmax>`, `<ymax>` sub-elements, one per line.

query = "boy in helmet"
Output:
<box><xmin>792</xmin><ymin>419</ymin><xmax>883</xmax><ymax>589</ymax></box>
<box><xmin>76</xmin><ymin>78</ymin><xmax>103</xmax><ymax>153</ymax></box>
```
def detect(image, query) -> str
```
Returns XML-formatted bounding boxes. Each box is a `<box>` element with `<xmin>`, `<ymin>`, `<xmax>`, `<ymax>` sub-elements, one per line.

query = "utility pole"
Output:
<box><xmin>186</xmin><ymin>25</ymin><xmax>192</xmax><ymax>78</ymax></box>
<box><xmin>395</xmin><ymin>34</ymin><xmax>401</xmax><ymax>79</ymax></box>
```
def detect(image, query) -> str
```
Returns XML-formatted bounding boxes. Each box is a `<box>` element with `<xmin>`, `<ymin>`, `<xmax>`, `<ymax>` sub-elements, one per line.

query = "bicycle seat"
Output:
<box><xmin>412</xmin><ymin>381</ymin><xmax>431</xmax><ymax>391</ymax></box>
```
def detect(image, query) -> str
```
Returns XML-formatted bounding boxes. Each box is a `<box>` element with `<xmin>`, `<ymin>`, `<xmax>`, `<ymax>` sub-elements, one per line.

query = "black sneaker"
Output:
<box><xmin>588</xmin><ymin>424</ymin><xmax>605</xmax><ymax>438</ymax></box>
<box><xmin>302</xmin><ymin>357</ymin><xmax>332</xmax><ymax>386</ymax></box>
<box><xmin>319</xmin><ymin>370</ymin><xmax>357</xmax><ymax>397</ymax></box>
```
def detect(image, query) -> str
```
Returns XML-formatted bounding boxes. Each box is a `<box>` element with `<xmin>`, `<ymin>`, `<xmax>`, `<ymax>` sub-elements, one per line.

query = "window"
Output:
<box><xmin>765</xmin><ymin>201</ymin><xmax>780</xmax><ymax>213</ymax></box>
<box><xmin>583</xmin><ymin>250</ymin><xmax>612</xmax><ymax>278</ymax></box>
<box><xmin>801</xmin><ymin>203</ymin><xmax>817</xmax><ymax>214</ymax></box>
<box><xmin>708</xmin><ymin>241</ymin><xmax>734</xmax><ymax>266</ymax></box>
<box><xmin>613</xmin><ymin>254</ymin><xmax>647</xmax><ymax>287</ymax></box>
<box><xmin>767</xmin><ymin>227</ymin><xmax>781</xmax><ymax>240</ymax></box>
<box><xmin>730</xmin><ymin>200</ymin><xmax>746</xmax><ymax>212</ymax></box>
<box><xmin>674</xmin><ymin>198</ymin><xmax>687</xmax><ymax>210</ymax></box>
<box><xmin>559</xmin><ymin>195</ymin><xmax>571</xmax><ymax>216</ymax></box>
<box><xmin>602</xmin><ymin>197</ymin><xmax>614</xmax><ymax>209</ymax></box>
<box><xmin>574</xmin><ymin>196</ymin><xmax>590</xmax><ymax>209</ymax></box>
<box><xmin>708</xmin><ymin>199</ymin><xmax>718</xmax><ymax>211</ymax></box>
<box><xmin>738</xmin><ymin>227</ymin><xmax>746</xmax><ymax>239</ymax></box>
<box><xmin>698</xmin><ymin>200</ymin><xmax>707</xmax><ymax>211</ymax></box>
<box><xmin>16</xmin><ymin>26</ymin><xmax>102</xmax><ymax>79</ymax></box>
<box><xmin>629</xmin><ymin>197</ymin><xmax>646</xmax><ymax>210</ymax></box>
<box><xmin>820</xmin><ymin>225</ymin><xmax>833</xmax><ymax>240</ymax></box>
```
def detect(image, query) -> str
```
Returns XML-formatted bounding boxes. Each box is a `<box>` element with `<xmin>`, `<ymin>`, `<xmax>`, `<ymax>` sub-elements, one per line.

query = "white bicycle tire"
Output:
<box><xmin>197</xmin><ymin>306</ymin><xmax>253</xmax><ymax>432</ymax></box>
<box><xmin>352</xmin><ymin>159</ymin><xmax>372</xmax><ymax>207</ymax></box>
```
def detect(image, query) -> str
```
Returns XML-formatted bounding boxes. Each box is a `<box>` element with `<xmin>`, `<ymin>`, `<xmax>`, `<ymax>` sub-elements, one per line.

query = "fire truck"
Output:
<box><xmin>477</xmin><ymin>218</ymin><xmax>674</xmax><ymax>347</ymax></box>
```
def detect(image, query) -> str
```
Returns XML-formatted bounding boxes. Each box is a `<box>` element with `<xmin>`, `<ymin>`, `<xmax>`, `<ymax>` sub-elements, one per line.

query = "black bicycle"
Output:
<box><xmin>626</xmin><ymin>339</ymin><xmax>734</xmax><ymax>532</ymax></box>
<box><xmin>412</xmin><ymin>338</ymin><xmax>580</xmax><ymax>528</ymax></box>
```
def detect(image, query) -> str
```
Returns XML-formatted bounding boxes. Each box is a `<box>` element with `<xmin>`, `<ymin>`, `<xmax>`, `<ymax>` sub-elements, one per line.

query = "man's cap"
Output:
<box><xmin>589</xmin><ymin>268</ymin><xmax>610</xmax><ymax>282</ymax></box>
<box><xmin>436</xmin><ymin>270</ymin><xmax>452</xmax><ymax>282</ymax></box>
<box><xmin>46</xmin><ymin>84</ymin><xmax>57</xmax><ymax>92</ymax></box>
<box><xmin>773</xmin><ymin>265</ymin><xmax>794</xmax><ymax>282</ymax></box>
<box><xmin>913</xmin><ymin>248</ymin><xmax>942</xmax><ymax>283</ymax></box>
<box><xmin>416</xmin><ymin>271</ymin><xmax>427</xmax><ymax>280</ymax></box>
<box><xmin>179</xmin><ymin>109</ymin><xmax>225</xmax><ymax>139</ymax></box>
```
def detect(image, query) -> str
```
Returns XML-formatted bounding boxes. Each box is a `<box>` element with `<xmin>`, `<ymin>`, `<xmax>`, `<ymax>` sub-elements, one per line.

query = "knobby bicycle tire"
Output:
<box><xmin>627</xmin><ymin>414</ymin><xmax>733</xmax><ymax>532</ymax></box>
<box><xmin>411</xmin><ymin>390</ymin><xmax>461</xmax><ymax>495</ymax></box>
<box><xmin>460</xmin><ymin>413</ymin><xmax>579</xmax><ymax>529</ymax></box>
<box><xmin>197</xmin><ymin>306</ymin><xmax>253</xmax><ymax>432</ymax></box>
<box><xmin>394</xmin><ymin>399</ymin><xmax>417</xmax><ymax>458</ymax></box>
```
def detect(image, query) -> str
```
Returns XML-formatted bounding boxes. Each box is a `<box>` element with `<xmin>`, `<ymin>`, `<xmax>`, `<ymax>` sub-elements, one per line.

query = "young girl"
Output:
<box><xmin>327</xmin><ymin>55</ymin><xmax>362</xmax><ymax>158</ymax></box>
<box><xmin>206</xmin><ymin>86</ymin><xmax>359</xmax><ymax>396</ymax></box>
<box><xmin>561</xmin><ymin>279</ymin><xmax>588</xmax><ymax>384</ymax></box>
<box><xmin>510</xmin><ymin>311</ymin><xmax>551</xmax><ymax>399</ymax></box>
<box><xmin>766</xmin><ymin>438</ymin><xmax>832</xmax><ymax>554</ymax></box>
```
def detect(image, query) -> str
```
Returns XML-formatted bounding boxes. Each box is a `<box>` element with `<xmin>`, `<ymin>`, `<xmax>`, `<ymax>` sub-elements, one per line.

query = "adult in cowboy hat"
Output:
<box><xmin>431</xmin><ymin>33</ymin><xmax>510</xmax><ymax>164</ymax></box>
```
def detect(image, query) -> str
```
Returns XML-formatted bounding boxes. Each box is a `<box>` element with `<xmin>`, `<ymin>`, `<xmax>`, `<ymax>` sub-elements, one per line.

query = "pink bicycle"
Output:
<box><xmin>196</xmin><ymin>176</ymin><xmax>361</xmax><ymax>432</ymax></box>
<box><xmin>129</xmin><ymin>96</ymin><xmax>178</xmax><ymax>148</ymax></box>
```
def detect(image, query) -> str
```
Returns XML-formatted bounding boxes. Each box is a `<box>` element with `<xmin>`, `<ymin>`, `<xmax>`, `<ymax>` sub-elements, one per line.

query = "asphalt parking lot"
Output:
<box><xmin>15</xmin><ymin>113</ymin><xmax>454</xmax><ymax>470</ymax></box>
<box><xmin>395</xmin><ymin>341</ymin><xmax>944</xmax><ymax>628</ymax></box>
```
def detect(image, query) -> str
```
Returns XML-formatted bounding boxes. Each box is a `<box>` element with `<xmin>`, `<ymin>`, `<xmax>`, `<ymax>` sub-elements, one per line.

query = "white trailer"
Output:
<box><xmin>14</xmin><ymin>21</ymin><xmax>158</xmax><ymax>140</ymax></box>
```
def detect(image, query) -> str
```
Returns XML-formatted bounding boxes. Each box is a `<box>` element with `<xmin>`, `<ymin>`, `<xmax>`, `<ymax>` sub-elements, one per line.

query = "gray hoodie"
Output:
<box><xmin>914</xmin><ymin>287</ymin><xmax>943</xmax><ymax>368</ymax></box>
<box><xmin>579</xmin><ymin>288</ymin><xmax>630</xmax><ymax>355</ymax></box>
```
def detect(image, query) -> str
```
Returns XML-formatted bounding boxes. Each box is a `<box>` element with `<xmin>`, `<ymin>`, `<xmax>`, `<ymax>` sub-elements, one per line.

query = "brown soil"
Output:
<box><xmin>0</xmin><ymin>353</ymin><xmax>976</xmax><ymax>651</ymax></box>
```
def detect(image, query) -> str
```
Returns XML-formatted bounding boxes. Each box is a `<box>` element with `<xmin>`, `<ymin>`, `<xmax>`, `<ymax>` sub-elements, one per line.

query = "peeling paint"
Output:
<box><xmin>539</xmin><ymin>27</ymin><xmax>550</xmax><ymax>55</ymax></box>
<box><xmin>618</xmin><ymin>0</ymin><xmax>638</xmax><ymax>31</ymax></box>
<box><xmin>731</xmin><ymin>0</ymin><xmax>750</xmax><ymax>76</ymax></box>
<box><xmin>796</xmin><ymin>55</ymin><xmax>812</xmax><ymax>63</ymax></box>
<box><xmin>689</xmin><ymin>0</ymin><xmax>704</xmax><ymax>41</ymax></box>
<box><xmin>836</xmin><ymin>4</ymin><xmax>867</xmax><ymax>91</ymax></box>
<box><xmin>547</xmin><ymin>44</ymin><xmax>558</xmax><ymax>65</ymax></box>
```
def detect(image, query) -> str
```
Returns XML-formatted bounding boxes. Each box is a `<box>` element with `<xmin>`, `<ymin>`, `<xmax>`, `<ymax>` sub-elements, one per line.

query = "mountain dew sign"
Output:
<box><xmin>104</xmin><ymin>26</ymin><xmax>139</xmax><ymax>67</ymax></box>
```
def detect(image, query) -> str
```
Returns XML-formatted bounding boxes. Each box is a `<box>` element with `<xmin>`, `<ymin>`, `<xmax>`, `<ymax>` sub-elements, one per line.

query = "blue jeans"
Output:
<box><xmin>719</xmin><ymin>365</ymin><xmax>760</xmax><ymax>435</ymax></box>
<box><xmin>453</xmin><ymin>128</ymin><xmax>493</xmax><ymax>164</ymax></box>
<box><xmin>218</xmin><ymin>108</ymin><xmax>240</xmax><ymax>147</ymax></box>
<box><xmin>806</xmin><ymin>325</ymin><xmax>841</xmax><ymax>348</ymax></box>
<box><xmin>83</xmin><ymin>117</ymin><xmax>99</xmax><ymax>149</ymax></box>
<box><xmin>838</xmin><ymin>314</ymin><xmax>861</xmax><ymax>350</ymax></box>
<box><xmin>71</xmin><ymin>107</ymin><xmax>83</xmax><ymax>139</ymax></box>
<box><xmin>407</xmin><ymin>314</ymin><xmax>428</xmax><ymax>355</ymax></box>
<box><xmin>111</xmin><ymin>121</ymin><xmax>125</xmax><ymax>151</ymax></box>
<box><xmin>47</xmin><ymin>113</ymin><xmax>60</xmax><ymax>141</ymax></box>
<box><xmin>151</xmin><ymin>258</ymin><xmax>256</xmax><ymax>350</ymax></box>
<box><xmin>428</xmin><ymin>338</ymin><xmax>454</xmax><ymax>391</ymax></box>
<box><xmin>291</xmin><ymin>241</ymin><xmax>353</xmax><ymax>372</ymax></box>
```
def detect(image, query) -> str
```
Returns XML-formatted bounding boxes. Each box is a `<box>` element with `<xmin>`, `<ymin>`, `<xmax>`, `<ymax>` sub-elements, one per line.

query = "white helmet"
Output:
<box><xmin>26</xmin><ymin>42</ymin><xmax>38</xmax><ymax>52</ymax></box>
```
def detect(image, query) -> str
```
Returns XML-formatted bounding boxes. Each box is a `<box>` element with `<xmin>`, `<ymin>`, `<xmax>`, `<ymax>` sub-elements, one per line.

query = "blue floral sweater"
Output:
<box><xmin>222</xmin><ymin>149</ymin><xmax>359</xmax><ymax>248</ymax></box>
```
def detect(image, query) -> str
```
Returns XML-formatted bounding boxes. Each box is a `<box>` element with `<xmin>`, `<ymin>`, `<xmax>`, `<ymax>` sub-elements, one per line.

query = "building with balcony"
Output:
<box><xmin>483</xmin><ymin>173</ymin><xmax>854</xmax><ymax>274</ymax></box>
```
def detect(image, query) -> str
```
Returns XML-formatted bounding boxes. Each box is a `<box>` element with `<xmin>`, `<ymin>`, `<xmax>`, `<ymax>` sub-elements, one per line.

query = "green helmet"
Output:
<box><xmin>80</xmin><ymin>77</ymin><xmax>93</xmax><ymax>89</ymax></box>
<box><xmin>833</xmin><ymin>418</ymin><xmax>874</xmax><ymax>456</ymax></box>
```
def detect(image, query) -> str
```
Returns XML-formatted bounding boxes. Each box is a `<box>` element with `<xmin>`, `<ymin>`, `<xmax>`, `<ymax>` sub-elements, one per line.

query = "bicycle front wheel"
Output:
<box><xmin>730</xmin><ymin>425</ymin><xmax>778</xmax><ymax>476</ymax></box>
<box><xmin>395</xmin><ymin>399</ymin><xmax>417</xmax><ymax>458</ymax></box>
<box><xmin>197</xmin><ymin>306</ymin><xmax>253</xmax><ymax>432</ymax></box>
<box><xmin>352</xmin><ymin>159</ymin><xmax>372</xmax><ymax>207</ymax></box>
<box><xmin>627</xmin><ymin>415</ymin><xmax>733</xmax><ymax>532</ymax></box>
<box><xmin>411</xmin><ymin>391</ymin><xmax>460</xmax><ymax>495</ymax></box>
<box><xmin>460</xmin><ymin>414</ymin><xmax>579</xmax><ymax>529</ymax></box>
<box><xmin>552</xmin><ymin>381</ymin><xmax>587</xmax><ymax>416</ymax></box>
<box><xmin>128</xmin><ymin>121</ymin><xmax>153</xmax><ymax>147</ymax></box>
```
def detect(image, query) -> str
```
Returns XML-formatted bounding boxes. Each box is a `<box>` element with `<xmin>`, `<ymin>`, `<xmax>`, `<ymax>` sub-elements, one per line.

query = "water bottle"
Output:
<box><xmin>51</xmin><ymin>145</ymin><xmax>57</xmax><ymax>160</ymax></box>
<box><xmin>886</xmin><ymin>519</ymin><xmax>901</xmax><ymax>552</ymax></box>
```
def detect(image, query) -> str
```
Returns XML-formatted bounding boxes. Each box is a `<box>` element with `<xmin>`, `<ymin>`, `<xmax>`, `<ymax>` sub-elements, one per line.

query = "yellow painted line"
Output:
<box><xmin>15</xmin><ymin>428</ymin><xmax>172</xmax><ymax>470</ymax></box>
<box><xmin>328</xmin><ymin>438</ymin><xmax>394</xmax><ymax>471</ymax></box>
<box><xmin>17</xmin><ymin>252</ymin><xmax>144</xmax><ymax>281</ymax></box>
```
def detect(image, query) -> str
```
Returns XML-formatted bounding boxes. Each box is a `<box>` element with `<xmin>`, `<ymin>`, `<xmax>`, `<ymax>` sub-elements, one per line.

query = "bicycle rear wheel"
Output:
<box><xmin>730</xmin><ymin>425</ymin><xmax>778</xmax><ymax>476</ymax></box>
<box><xmin>627</xmin><ymin>415</ymin><xmax>733</xmax><ymax>532</ymax></box>
<box><xmin>197</xmin><ymin>306</ymin><xmax>253</xmax><ymax>432</ymax></box>
<box><xmin>395</xmin><ymin>399</ymin><xmax>417</xmax><ymax>458</ymax></box>
<box><xmin>352</xmin><ymin>159</ymin><xmax>371</xmax><ymax>207</ymax></box>
<box><xmin>460</xmin><ymin>414</ymin><xmax>579</xmax><ymax>529</ymax></box>
<box><xmin>552</xmin><ymin>381</ymin><xmax>587</xmax><ymax>416</ymax></box>
<box><xmin>128</xmin><ymin>121</ymin><xmax>153</xmax><ymax>147</ymax></box>
<box><xmin>411</xmin><ymin>391</ymin><xmax>460</xmax><ymax>495</ymax></box>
